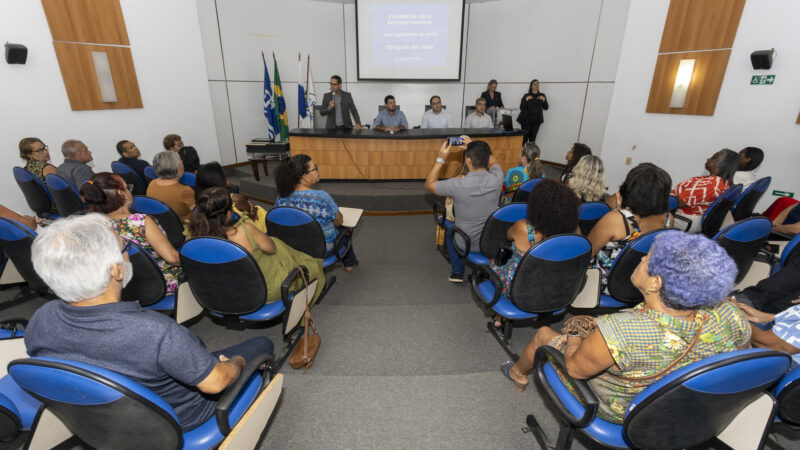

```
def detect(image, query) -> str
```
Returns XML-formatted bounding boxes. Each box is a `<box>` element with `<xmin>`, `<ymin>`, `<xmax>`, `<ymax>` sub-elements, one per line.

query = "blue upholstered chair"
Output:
<box><xmin>528</xmin><ymin>347</ymin><xmax>791</xmax><ymax>450</ymax></box>
<box><xmin>110</xmin><ymin>161</ymin><xmax>147</xmax><ymax>195</ymax></box>
<box><xmin>471</xmin><ymin>234</ymin><xmax>591</xmax><ymax>359</ymax></box>
<box><xmin>44</xmin><ymin>174</ymin><xmax>85</xmax><ymax>217</ymax></box>
<box><xmin>143</xmin><ymin>166</ymin><xmax>158</xmax><ymax>184</ymax></box>
<box><xmin>453</xmin><ymin>202</ymin><xmax>527</xmax><ymax>268</ymax></box>
<box><xmin>8</xmin><ymin>356</ymin><xmax>282</xmax><ymax>450</ymax></box>
<box><xmin>731</xmin><ymin>176</ymin><xmax>771</xmax><ymax>221</ymax></box>
<box><xmin>511</xmin><ymin>178</ymin><xmax>544</xmax><ymax>203</ymax></box>
<box><xmin>0</xmin><ymin>218</ymin><xmax>51</xmax><ymax>304</ymax></box>
<box><xmin>577</xmin><ymin>201</ymin><xmax>610</xmax><ymax>236</ymax></box>
<box><xmin>668</xmin><ymin>195</ymin><xmax>679</xmax><ymax>213</ymax></box>
<box><xmin>180</xmin><ymin>237</ymin><xmax>316</xmax><ymax>369</ymax></box>
<box><xmin>699</xmin><ymin>184</ymin><xmax>742</xmax><ymax>237</ymax></box>
<box><xmin>180</xmin><ymin>172</ymin><xmax>196</xmax><ymax>187</ymax></box>
<box><xmin>0</xmin><ymin>320</ymin><xmax>40</xmax><ymax>442</ymax></box>
<box><xmin>12</xmin><ymin>167</ymin><xmax>59</xmax><ymax>219</ymax></box>
<box><xmin>713</xmin><ymin>217</ymin><xmax>772</xmax><ymax>284</ymax></box>
<box><xmin>130</xmin><ymin>196</ymin><xmax>186</xmax><ymax>249</ymax></box>
<box><xmin>774</xmin><ymin>365</ymin><xmax>800</xmax><ymax>427</ymax></box>
<box><xmin>121</xmin><ymin>241</ymin><xmax>176</xmax><ymax>313</ymax></box>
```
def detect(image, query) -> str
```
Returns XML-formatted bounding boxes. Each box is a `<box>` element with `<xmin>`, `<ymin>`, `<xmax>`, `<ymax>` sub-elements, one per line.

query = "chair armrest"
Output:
<box><xmin>534</xmin><ymin>346</ymin><xmax>599</xmax><ymax>428</ymax></box>
<box><xmin>332</xmin><ymin>227</ymin><xmax>352</xmax><ymax>257</ymax></box>
<box><xmin>756</xmin><ymin>247</ymin><xmax>779</xmax><ymax>265</ymax></box>
<box><xmin>453</xmin><ymin>225</ymin><xmax>471</xmax><ymax>258</ymax></box>
<box><xmin>280</xmin><ymin>266</ymin><xmax>309</xmax><ymax>308</ymax></box>
<box><xmin>672</xmin><ymin>213</ymin><xmax>692</xmax><ymax>232</ymax></box>
<box><xmin>432</xmin><ymin>202</ymin><xmax>446</xmax><ymax>226</ymax></box>
<box><xmin>769</xmin><ymin>231</ymin><xmax>793</xmax><ymax>241</ymax></box>
<box><xmin>0</xmin><ymin>319</ymin><xmax>27</xmax><ymax>338</ymax></box>
<box><xmin>215</xmin><ymin>353</ymin><xmax>274</xmax><ymax>436</ymax></box>
<box><xmin>472</xmin><ymin>264</ymin><xmax>503</xmax><ymax>307</ymax></box>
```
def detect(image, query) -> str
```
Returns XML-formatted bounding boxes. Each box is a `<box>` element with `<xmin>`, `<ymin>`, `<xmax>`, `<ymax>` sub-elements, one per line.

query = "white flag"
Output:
<box><xmin>306</xmin><ymin>58</ymin><xmax>317</xmax><ymax>128</ymax></box>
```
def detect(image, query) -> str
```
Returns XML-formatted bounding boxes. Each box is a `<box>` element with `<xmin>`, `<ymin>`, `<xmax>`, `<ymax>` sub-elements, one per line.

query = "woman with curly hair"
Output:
<box><xmin>501</xmin><ymin>231</ymin><xmax>750</xmax><ymax>424</ymax></box>
<box><xmin>560</xmin><ymin>143</ymin><xmax>591</xmax><ymax>183</ymax></box>
<box><xmin>566</xmin><ymin>154</ymin><xmax>605</xmax><ymax>202</ymax></box>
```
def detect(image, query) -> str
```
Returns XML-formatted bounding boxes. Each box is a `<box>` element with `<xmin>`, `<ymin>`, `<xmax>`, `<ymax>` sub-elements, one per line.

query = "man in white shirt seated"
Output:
<box><xmin>464</xmin><ymin>98</ymin><xmax>493</xmax><ymax>129</ymax></box>
<box><xmin>420</xmin><ymin>95</ymin><xmax>452</xmax><ymax>129</ymax></box>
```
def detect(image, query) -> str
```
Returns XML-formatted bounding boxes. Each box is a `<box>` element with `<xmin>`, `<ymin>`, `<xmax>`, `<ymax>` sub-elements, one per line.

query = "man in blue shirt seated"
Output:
<box><xmin>373</xmin><ymin>95</ymin><xmax>408</xmax><ymax>133</ymax></box>
<box><xmin>116</xmin><ymin>139</ymin><xmax>151</xmax><ymax>183</ymax></box>
<box><xmin>24</xmin><ymin>214</ymin><xmax>274</xmax><ymax>432</ymax></box>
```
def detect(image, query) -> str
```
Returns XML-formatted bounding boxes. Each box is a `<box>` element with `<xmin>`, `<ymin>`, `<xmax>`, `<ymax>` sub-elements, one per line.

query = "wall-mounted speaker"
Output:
<box><xmin>4</xmin><ymin>43</ymin><xmax>27</xmax><ymax>64</ymax></box>
<box><xmin>751</xmin><ymin>49</ymin><xmax>774</xmax><ymax>70</ymax></box>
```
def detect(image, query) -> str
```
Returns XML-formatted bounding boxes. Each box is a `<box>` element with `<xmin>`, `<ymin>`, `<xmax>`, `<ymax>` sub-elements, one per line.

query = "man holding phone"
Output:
<box><xmin>424</xmin><ymin>136</ymin><xmax>504</xmax><ymax>282</ymax></box>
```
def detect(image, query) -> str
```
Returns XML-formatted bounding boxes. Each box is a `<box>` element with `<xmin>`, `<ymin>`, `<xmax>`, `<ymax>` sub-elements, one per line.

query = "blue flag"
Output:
<box><xmin>298</xmin><ymin>57</ymin><xmax>307</xmax><ymax>121</ymax></box>
<box><xmin>262</xmin><ymin>55</ymin><xmax>278</xmax><ymax>140</ymax></box>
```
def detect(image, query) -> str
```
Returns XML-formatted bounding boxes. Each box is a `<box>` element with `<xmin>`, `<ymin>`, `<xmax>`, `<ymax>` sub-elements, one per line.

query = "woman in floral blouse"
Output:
<box><xmin>501</xmin><ymin>231</ymin><xmax>750</xmax><ymax>424</ymax></box>
<box><xmin>19</xmin><ymin>137</ymin><xmax>58</xmax><ymax>214</ymax></box>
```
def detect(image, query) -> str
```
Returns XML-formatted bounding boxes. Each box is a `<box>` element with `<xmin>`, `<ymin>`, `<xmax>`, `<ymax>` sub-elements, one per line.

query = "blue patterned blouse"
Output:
<box><xmin>275</xmin><ymin>189</ymin><xmax>339</xmax><ymax>250</ymax></box>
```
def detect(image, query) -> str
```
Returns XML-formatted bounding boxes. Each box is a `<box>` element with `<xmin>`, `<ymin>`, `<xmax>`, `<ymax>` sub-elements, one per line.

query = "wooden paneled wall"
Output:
<box><xmin>646</xmin><ymin>0</ymin><xmax>745</xmax><ymax>116</ymax></box>
<box><xmin>42</xmin><ymin>0</ymin><xmax>142</xmax><ymax>111</ymax></box>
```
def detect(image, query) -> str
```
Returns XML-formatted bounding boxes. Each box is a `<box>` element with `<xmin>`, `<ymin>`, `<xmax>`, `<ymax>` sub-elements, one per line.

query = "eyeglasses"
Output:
<box><xmin>126</xmin><ymin>184</ymin><xmax>134</xmax><ymax>192</ymax></box>
<box><xmin>120</xmin><ymin>237</ymin><xmax>134</xmax><ymax>254</ymax></box>
<box><xmin>431</xmin><ymin>102</ymin><xmax>442</xmax><ymax>105</ymax></box>
<box><xmin>31</xmin><ymin>145</ymin><xmax>49</xmax><ymax>153</ymax></box>
<box><xmin>329</xmin><ymin>82</ymin><xmax>339</xmax><ymax>86</ymax></box>
<box><xmin>306</xmin><ymin>167</ymin><xmax>319</xmax><ymax>174</ymax></box>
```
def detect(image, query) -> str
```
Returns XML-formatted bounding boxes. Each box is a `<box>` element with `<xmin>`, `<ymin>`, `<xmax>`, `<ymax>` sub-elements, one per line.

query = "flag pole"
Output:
<box><xmin>297</xmin><ymin>52</ymin><xmax>301</xmax><ymax>128</ymax></box>
<box><xmin>306</xmin><ymin>54</ymin><xmax>311</xmax><ymax>127</ymax></box>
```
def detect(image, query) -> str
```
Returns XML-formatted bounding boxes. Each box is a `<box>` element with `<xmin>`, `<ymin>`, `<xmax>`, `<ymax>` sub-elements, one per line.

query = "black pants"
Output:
<box><xmin>210</xmin><ymin>337</ymin><xmax>275</xmax><ymax>363</ymax></box>
<box><xmin>523</xmin><ymin>122</ymin><xmax>542</xmax><ymax>143</ymax></box>
<box><xmin>736</xmin><ymin>255</ymin><xmax>800</xmax><ymax>314</ymax></box>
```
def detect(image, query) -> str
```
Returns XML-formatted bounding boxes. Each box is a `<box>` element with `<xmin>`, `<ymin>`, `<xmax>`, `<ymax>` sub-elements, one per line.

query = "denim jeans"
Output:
<box><xmin>444</xmin><ymin>220</ymin><xmax>464</xmax><ymax>274</ymax></box>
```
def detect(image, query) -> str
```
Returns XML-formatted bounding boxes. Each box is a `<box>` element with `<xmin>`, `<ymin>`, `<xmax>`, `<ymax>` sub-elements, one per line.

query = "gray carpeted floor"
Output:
<box><xmin>3</xmin><ymin>213</ymin><xmax>800</xmax><ymax>449</ymax></box>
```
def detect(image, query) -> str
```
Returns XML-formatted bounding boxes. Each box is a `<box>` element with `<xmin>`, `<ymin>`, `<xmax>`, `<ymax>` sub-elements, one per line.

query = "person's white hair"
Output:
<box><xmin>31</xmin><ymin>213</ymin><xmax>123</xmax><ymax>303</ymax></box>
<box><xmin>153</xmin><ymin>151</ymin><xmax>181</xmax><ymax>179</ymax></box>
<box><xmin>61</xmin><ymin>139</ymin><xmax>82</xmax><ymax>158</ymax></box>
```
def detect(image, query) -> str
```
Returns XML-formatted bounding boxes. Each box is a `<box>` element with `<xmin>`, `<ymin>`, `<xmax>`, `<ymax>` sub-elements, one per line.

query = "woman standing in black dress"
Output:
<box><xmin>481</xmin><ymin>79</ymin><xmax>504</xmax><ymax>109</ymax></box>
<box><xmin>517</xmin><ymin>79</ymin><xmax>549</xmax><ymax>143</ymax></box>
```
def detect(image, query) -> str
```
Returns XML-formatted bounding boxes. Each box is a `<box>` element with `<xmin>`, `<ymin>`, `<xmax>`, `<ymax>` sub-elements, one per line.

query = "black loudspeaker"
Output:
<box><xmin>750</xmin><ymin>50</ymin><xmax>773</xmax><ymax>70</ymax></box>
<box><xmin>4</xmin><ymin>43</ymin><xmax>27</xmax><ymax>64</ymax></box>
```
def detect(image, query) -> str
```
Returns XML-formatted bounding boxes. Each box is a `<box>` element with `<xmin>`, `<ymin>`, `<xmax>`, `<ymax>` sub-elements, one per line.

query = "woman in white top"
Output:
<box><xmin>733</xmin><ymin>146</ymin><xmax>763</xmax><ymax>190</ymax></box>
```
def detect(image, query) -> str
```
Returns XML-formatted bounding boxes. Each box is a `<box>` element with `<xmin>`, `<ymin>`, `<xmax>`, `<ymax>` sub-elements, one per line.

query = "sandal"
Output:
<box><xmin>501</xmin><ymin>361</ymin><xmax>528</xmax><ymax>392</ymax></box>
<box><xmin>492</xmin><ymin>314</ymin><xmax>503</xmax><ymax>329</ymax></box>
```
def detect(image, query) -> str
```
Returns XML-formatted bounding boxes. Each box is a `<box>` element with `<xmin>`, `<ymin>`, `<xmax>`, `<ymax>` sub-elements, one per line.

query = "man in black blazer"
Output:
<box><xmin>320</xmin><ymin>75</ymin><xmax>363</xmax><ymax>130</ymax></box>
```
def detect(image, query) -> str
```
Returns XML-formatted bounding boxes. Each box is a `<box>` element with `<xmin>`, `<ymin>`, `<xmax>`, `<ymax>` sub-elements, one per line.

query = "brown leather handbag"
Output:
<box><xmin>288</xmin><ymin>268</ymin><xmax>320</xmax><ymax>372</ymax></box>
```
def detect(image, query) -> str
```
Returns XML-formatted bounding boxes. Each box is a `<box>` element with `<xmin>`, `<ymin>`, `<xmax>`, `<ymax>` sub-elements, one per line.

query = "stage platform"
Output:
<box><xmin>226</xmin><ymin>162</ymin><xmax>564</xmax><ymax>214</ymax></box>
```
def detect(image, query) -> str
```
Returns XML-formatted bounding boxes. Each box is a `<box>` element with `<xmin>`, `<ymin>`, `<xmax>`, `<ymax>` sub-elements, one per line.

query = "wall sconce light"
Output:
<box><xmin>90</xmin><ymin>51</ymin><xmax>117</xmax><ymax>103</ymax></box>
<box><xmin>669</xmin><ymin>58</ymin><xmax>695</xmax><ymax>109</ymax></box>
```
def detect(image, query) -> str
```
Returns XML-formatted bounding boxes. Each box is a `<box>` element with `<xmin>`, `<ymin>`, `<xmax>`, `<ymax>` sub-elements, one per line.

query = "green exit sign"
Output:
<box><xmin>773</xmin><ymin>190</ymin><xmax>794</xmax><ymax>198</ymax></box>
<box><xmin>751</xmin><ymin>75</ymin><xmax>775</xmax><ymax>85</ymax></box>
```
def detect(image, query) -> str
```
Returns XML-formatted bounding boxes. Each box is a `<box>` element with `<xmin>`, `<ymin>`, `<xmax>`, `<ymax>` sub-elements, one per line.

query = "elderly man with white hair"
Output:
<box><xmin>55</xmin><ymin>139</ymin><xmax>95</xmax><ymax>186</ymax></box>
<box><xmin>24</xmin><ymin>213</ymin><xmax>274</xmax><ymax>432</ymax></box>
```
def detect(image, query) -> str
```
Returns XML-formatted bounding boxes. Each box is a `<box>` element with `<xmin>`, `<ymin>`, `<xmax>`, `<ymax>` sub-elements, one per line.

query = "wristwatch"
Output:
<box><xmin>436</xmin><ymin>157</ymin><xmax>446</xmax><ymax>164</ymax></box>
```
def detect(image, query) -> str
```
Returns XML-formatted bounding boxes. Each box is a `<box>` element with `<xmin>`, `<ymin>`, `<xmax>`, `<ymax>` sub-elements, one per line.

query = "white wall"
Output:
<box><xmin>198</xmin><ymin>0</ymin><xmax>630</xmax><ymax>165</ymax></box>
<box><xmin>601</xmin><ymin>0</ymin><xmax>800</xmax><ymax>210</ymax></box>
<box><xmin>0</xmin><ymin>0</ymin><xmax>219</xmax><ymax>214</ymax></box>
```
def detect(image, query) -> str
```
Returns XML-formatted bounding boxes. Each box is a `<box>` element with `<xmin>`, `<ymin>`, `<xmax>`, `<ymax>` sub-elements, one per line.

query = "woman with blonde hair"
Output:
<box><xmin>567</xmin><ymin>155</ymin><xmax>605</xmax><ymax>202</ymax></box>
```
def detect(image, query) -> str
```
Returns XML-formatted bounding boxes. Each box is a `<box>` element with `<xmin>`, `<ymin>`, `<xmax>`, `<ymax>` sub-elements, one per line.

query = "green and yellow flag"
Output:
<box><xmin>272</xmin><ymin>55</ymin><xmax>289</xmax><ymax>141</ymax></box>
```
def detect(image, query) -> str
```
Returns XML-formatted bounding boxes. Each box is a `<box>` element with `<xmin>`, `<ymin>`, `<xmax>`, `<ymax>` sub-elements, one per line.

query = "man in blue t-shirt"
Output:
<box><xmin>373</xmin><ymin>95</ymin><xmax>408</xmax><ymax>133</ymax></box>
<box><xmin>25</xmin><ymin>214</ymin><xmax>274</xmax><ymax>432</ymax></box>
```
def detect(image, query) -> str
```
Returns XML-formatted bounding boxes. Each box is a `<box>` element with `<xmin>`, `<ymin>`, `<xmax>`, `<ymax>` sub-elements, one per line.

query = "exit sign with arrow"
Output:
<box><xmin>751</xmin><ymin>75</ymin><xmax>775</xmax><ymax>85</ymax></box>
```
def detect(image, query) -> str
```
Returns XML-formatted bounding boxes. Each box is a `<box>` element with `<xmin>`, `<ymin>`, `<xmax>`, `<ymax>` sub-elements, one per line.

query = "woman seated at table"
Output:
<box><xmin>499</xmin><ymin>142</ymin><xmax>544</xmax><ymax>205</ymax></box>
<box><xmin>566</xmin><ymin>155</ymin><xmax>605</xmax><ymax>203</ymax></box>
<box><xmin>81</xmin><ymin>172</ymin><xmax>182</xmax><ymax>295</ymax></box>
<box><xmin>275</xmin><ymin>154</ymin><xmax>358</xmax><ymax>271</ymax></box>
<box><xmin>146</xmin><ymin>151</ymin><xmax>195</xmax><ymax>224</ymax></box>
<box><xmin>501</xmin><ymin>230</ymin><xmax>750</xmax><ymax>424</ymax></box>
<box><xmin>491</xmin><ymin>179</ymin><xmax>580</xmax><ymax>298</ymax></box>
<box><xmin>590</xmin><ymin>163</ymin><xmax>673</xmax><ymax>291</ymax></box>
<box><xmin>672</xmin><ymin>149</ymin><xmax>738</xmax><ymax>233</ymax></box>
<box><xmin>189</xmin><ymin>187</ymin><xmax>324</xmax><ymax>305</ymax></box>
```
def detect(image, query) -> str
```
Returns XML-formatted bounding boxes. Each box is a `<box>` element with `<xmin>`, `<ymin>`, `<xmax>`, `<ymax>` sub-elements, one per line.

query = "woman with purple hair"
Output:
<box><xmin>501</xmin><ymin>231</ymin><xmax>751</xmax><ymax>424</ymax></box>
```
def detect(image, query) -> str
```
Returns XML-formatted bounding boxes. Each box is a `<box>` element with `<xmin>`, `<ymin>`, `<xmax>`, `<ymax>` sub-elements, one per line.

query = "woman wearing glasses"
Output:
<box><xmin>19</xmin><ymin>137</ymin><xmax>58</xmax><ymax>214</ymax></box>
<box><xmin>80</xmin><ymin>172</ymin><xmax>182</xmax><ymax>295</ymax></box>
<box><xmin>275</xmin><ymin>154</ymin><xmax>359</xmax><ymax>271</ymax></box>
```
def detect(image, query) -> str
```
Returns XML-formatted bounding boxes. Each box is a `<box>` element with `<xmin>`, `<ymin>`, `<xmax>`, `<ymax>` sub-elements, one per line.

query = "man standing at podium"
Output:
<box><xmin>321</xmin><ymin>75</ymin><xmax>363</xmax><ymax>130</ymax></box>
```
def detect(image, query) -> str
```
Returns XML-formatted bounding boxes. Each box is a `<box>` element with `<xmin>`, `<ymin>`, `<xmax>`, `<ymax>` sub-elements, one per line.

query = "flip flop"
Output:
<box><xmin>501</xmin><ymin>361</ymin><xmax>527</xmax><ymax>392</ymax></box>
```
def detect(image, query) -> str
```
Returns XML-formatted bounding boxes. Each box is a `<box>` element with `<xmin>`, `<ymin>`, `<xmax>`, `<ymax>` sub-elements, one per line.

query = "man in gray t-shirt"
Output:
<box><xmin>425</xmin><ymin>137</ymin><xmax>504</xmax><ymax>282</ymax></box>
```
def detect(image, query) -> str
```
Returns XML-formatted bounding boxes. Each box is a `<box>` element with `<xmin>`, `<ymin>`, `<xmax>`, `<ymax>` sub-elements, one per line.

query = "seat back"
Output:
<box><xmin>265</xmin><ymin>207</ymin><xmax>327</xmax><ymax>259</ymax></box>
<box><xmin>110</xmin><ymin>162</ymin><xmax>147</xmax><ymax>196</ymax></box>
<box><xmin>180</xmin><ymin>237</ymin><xmax>267</xmax><ymax>315</ymax></box>
<box><xmin>12</xmin><ymin>167</ymin><xmax>55</xmax><ymax>218</ymax></box>
<box><xmin>8</xmin><ymin>357</ymin><xmax>181</xmax><ymax>450</ymax></box>
<box><xmin>464</xmin><ymin>105</ymin><xmax>476</xmax><ymax>118</ymax></box>
<box><xmin>130</xmin><ymin>196</ymin><xmax>186</xmax><ymax>249</ymax></box>
<box><xmin>578</xmin><ymin>202</ymin><xmax>611</xmax><ymax>236</ymax></box>
<box><xmin>668</xmin><ymin>195</ymin><xmax>679</xmax><ymax>213</ymax></box>
<box><xmin>424</xmin><ymin>104</ymin><xmax>446</xmax><ymax>111</ymax></box>
<box><xmin>713</xmin><ymin>217</ymin><xmax>772</xmax><ymax>284</ymax></box>
<box><xmin>606</xmin><ymin>229</ymin><xmax>672</xmax><ymax>304</ymax></box>
<box><xmin>509</xmin><ymin>234</ymin><xmax>591</xmax><ymax>312</ymax></box>
<box><xmin>179</xmin><ymin>172</ymin><xmax>196</xmax><ymax>187</ymax></box>
<box><xmin>775</xmin><ymin>365</ymin><xmax>800</xmax><ymax>425</ymax></box>
<box><xmin>623</xmin><ymin>349</ymin><xmax>790</xmax><ymax>449</ymax></box>
<box><xmin>701</xmin><ymin>184</ymin><xmax>742</xmax><ymax>237</ymax></box>
<box><xmin>378</xmin><ymin>104</ymin><xmax>400</xmax><ymax>113</ymax></box>
<box><xmin>511</xmin><ymin>178</ymin><xmax>544</xmax><ymax>203</ymax></box>
<box><xmin>731</xmin><ymin>176</ymin><xmax>771</xmax><ymax>221</ymax></box>
<box><xmin>477</xmin><ymin>203</ymin><xmax>527</xmax><ymax>258</ymax></box>
<box><xmin>143</xmin><ymin>166</ymin><xmax>157</xmax><ymax>184</ymax></box>
<box><xmin>121</xmin><ymin>242</ymin><xmax>167</xmax><ymax>307</ymax></box>
<box><xmin>775</xmin><ymin>233</ymin><xmax>800</xmax><ymax>273</ymax></box>
<box><xmin>44</xmin><ymin>174</ymin><xmax>85</xmax><ymax>217</ymax></box>
<box><xmin>0</xmin><ymin>218</ymin><xmax>49</xmax><ymax>293</ymax></box>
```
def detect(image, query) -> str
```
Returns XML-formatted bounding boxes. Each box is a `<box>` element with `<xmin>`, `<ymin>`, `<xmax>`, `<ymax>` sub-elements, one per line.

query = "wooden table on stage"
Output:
<box><xmin>288</xmin><ymin>128</ymin><xmax>525</xmax><ymax>180</ymax></box>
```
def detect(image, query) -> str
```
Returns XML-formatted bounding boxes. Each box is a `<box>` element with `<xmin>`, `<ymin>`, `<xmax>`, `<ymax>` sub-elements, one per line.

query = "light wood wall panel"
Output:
<box><xmin>659</xmin><ymin>0</ymin><xmax>745</xmax><ymax>53</ymax></box>
<box><xmin>53</xmin><ymin>42</ymin><xmax>142</xmax><ymax>110</ymax></box>
<box><xmin>42</xmin><ymin>0</ymin><xmax>129</xmax><ymax>44</ymax></box>
<box><xmin>646</xmin><ymin>51</ymin><xmax>730</xmax><ymax>116</ymax></box>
